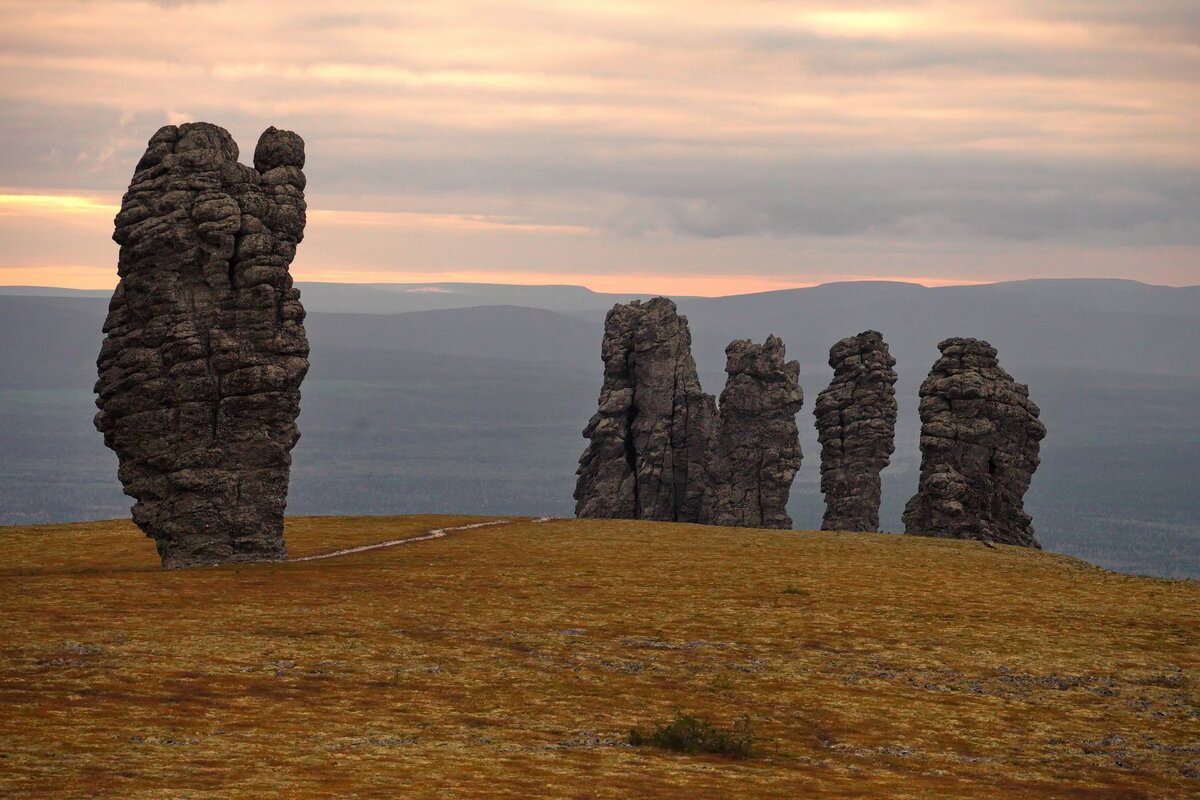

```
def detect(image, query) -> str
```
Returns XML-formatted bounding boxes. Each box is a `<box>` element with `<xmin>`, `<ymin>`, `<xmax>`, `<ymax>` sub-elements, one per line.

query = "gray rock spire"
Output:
<box><xmin>94</xmin><ymin>122</ymin><xmax>309</xmax><ymax>568</ymax></box>
<box><xmin>814</xmin><ymin>331</ymin><xmax>898</xmax><ymax>531</ymax></box>
<box><xmin>701</xmin><ymin>336</ymin><xmax>804</xmax><ymax>529</ymax></box>
<box><xmin>574</xmin><ymin>297</ymin><xmax>716</xmax><ymax>521</ymax></box>
<box><xmin>902</xmin><ymin>337</ymin><xmax>1046</xmax><ymax>547</ymax></box>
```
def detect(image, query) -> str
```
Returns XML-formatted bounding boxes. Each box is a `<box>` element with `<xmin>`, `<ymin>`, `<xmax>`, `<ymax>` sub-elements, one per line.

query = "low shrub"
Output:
<box><xmin>628</xmin><ymin>713</ymin><xmax>754</xmax><ymax>758</ymax></box>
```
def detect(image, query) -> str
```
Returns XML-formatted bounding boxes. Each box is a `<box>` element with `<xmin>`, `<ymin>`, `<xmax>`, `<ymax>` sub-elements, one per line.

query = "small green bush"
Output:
<box><xmin>628</xmin><ymin>713</ymin><xmax>754</xmax><ymax>758</ymax></box>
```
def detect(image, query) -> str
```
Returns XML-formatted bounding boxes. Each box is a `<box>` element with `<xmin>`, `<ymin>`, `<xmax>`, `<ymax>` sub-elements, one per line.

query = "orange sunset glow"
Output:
<box><xmin>0</xmin><ymin>0</ymin><xmax>1196</xmax><ymax>293</ymax></box>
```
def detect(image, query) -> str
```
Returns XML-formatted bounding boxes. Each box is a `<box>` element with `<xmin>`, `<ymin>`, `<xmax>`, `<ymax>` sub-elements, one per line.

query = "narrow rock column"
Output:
<box><xmin>575</xmin><ymin>297</ymin><xmax>716</xmax><ymax>521</ymax></box>
<box><xmin>94</xmin><ymin>122</ymin><xmax>309</xmax><ymax>568</ymax></box>
<box><xmin>902</xmin><ymin>337</ymin><xmax>1046</xmax><ymax>547</ymax></box>
<box><xmin>701</xmin><ymin>336</ymin><xmax>804</xmax><ymax>529</ymax></box>
<box><xmin>814</xmin><ymin>331</ymin><xmax>898</xmax><ymax>531</ymax></box>
<box><xmin>574</xmin><ymin>303</ymin><xmax>642</xmax><ymax>519</ymax></box>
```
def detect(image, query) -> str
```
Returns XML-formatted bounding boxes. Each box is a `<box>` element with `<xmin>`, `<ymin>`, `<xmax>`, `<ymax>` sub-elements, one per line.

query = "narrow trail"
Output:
<box><xmin>290</xmin><ymin>517</ymin><xmax>554</xmax><ymax>563</ymax></box>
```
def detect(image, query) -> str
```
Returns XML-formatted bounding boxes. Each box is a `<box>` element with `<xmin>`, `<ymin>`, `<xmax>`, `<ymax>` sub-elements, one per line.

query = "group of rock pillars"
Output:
<box><xmin>574</xmin><ymin>298</ymin><xmax>1046</xmax><ymax>548</ymax></box>
<box><xmin>573</xmin><ymin>298</ymin><xmax>808</xmax><ymax>530</ymax></box>
<box><xmin>95</xmin><ymin>122</ymin><xmax>1045</xmax><ymax>569</ymax></box>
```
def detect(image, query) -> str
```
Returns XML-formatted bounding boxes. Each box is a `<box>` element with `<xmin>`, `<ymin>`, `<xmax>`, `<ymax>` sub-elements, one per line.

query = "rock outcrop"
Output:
<box><xmin>701</xmin><ymin>336</ymin><xmax>804</xmax><ymax>529</ymax></box>
<box><xmin>814</xmin><ymin>331</ymin><xmax>898</xmax><ymax>531</ymax></box>
<box><xmin>94</xmin><ymin>122</ymin><xmax>310</xmax><ymax>568</ymax></box>
<box><xmin>574</xmin><ymin>297</ymin><xmax>716</xmax><ymax>521</ymax></box>
<box><xmin>902</xmin><ymin>337</ymin><xmax>1046</xmax><ymax>548</ymax></box>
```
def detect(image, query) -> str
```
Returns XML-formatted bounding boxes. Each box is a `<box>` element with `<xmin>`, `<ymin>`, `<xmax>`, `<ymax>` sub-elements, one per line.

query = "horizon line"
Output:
<box><xmin>2</xmin><ymin>275</ymin><xmax>1195</xmax><ymax>301</ymax></box>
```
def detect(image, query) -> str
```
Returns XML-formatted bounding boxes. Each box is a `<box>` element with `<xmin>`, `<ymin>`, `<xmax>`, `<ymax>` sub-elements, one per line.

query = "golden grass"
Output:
<box><xmin>1</xmin><ymin>515</ymin><xmax>1197</xmax><ymax>798</ymax></box>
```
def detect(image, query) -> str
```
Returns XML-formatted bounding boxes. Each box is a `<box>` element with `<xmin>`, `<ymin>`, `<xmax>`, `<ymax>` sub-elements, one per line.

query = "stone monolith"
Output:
<box><xmin>574</xmin><ymin>297</ymin><xmax>715</xmax><ymax>521</ymax></box>
<box><xmin>701</xmin><ymin>336</ymin><xmax>804</xmax><ymax>529</ymax></box>
<box><xmin>94</xmin><ymin>122</ymin><xmax>309</xmax><ymax>568</ymax></box>
<box><xmin>814</xmin><ymin>331</ymin><xmax>897</xmax><ymax>531</ymax></box>
<box><xmin>902</xmin><ymin>337</ymin><xmax>1046</xmax><ymax>547</ymax></box>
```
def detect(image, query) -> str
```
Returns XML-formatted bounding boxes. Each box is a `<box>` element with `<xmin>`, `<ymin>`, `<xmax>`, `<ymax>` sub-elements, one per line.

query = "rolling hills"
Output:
<box><xmin>1</xmin><ymin>515</ymin><xmax>1196</xmax><ymax>798</ymax></box>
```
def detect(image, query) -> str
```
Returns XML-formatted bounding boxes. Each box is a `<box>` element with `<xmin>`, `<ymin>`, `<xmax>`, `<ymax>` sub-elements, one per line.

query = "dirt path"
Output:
<box><xmin>290</xmin><ymin>517</ymin><xmax>553</xmax><ymax>563</ymax></box>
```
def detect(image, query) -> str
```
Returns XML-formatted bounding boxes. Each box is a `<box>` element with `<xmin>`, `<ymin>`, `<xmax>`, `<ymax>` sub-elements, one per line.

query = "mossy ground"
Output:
<box><xmin>1</xmin><ymin>515</ymin><xmax>1197</xmax><ymax>798</ymax></box>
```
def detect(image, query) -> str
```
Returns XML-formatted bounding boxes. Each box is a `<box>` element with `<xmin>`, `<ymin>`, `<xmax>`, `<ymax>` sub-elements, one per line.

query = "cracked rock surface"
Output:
<box><xmin>701</xmin><ymin>336</ymin><xmax>804</xmax><ymax>529</ymax></box>
<box><xmin>94</xmin><ymin>122</ymin><xmax>309</xmax><ymax>568</ymax></box>
<box><xmin>902</xmin><ymin>337</ymin><xmax>1046</xmax><ymax>548</ymax></box>
<box><xmin>814</xmin><ymin>331</ymin><xmax>898</xmax><ymax>532</ymax></box>
<box><xmin>574</xmin><ymin>297</ymin><xmax>716</xmax><ymax>521</ymax></box>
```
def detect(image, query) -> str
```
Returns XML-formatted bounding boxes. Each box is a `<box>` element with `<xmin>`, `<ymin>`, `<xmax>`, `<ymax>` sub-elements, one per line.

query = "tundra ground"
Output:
<box><xmin>1</xmin><ymin>515</ymin><xmax>1197</xmax><ymax>798</ymax></box>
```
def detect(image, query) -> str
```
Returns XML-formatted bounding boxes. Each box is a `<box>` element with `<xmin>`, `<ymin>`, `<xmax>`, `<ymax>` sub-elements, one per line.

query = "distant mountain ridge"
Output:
<box><xmin>306</xmin><ymin>305</ymin><xmax>598</xmax><ymax>365</ymax></box>
<box><xmin>7</xmin><ymin>276</ymin><xmax>1199</xmax><ymax>375</ymax></box>
<box><xmin>9</xmin><ymin>277</ymin><xmax>1198</xmax><ymax>378</ymax></box>
<box><xmin>0</xmin><ymin>281</ymin><xmax>678</xmax><ymax>315</ymax></box>
<box><xmin>6</xmin><ymin>277</ymin><xmax>1196</xmax><ymax>316</ymax></box>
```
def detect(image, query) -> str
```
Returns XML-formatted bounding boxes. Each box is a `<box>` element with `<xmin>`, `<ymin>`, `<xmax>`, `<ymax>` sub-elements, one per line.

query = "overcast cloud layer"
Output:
<box><xmin>0</xmin><ymin>0</ymin><xmax>1197</xmax><ymax>292</ymax></box>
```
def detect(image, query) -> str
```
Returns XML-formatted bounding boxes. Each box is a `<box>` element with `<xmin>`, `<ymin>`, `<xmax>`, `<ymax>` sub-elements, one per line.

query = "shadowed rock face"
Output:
<box><xmin>94</xmin><ymin>122</ymin><xmax>309</xmax><ymax>568</ymax></box>
<box><xmin>902</xmin><ymin>337</ymin><xmax>1046</xmax><ymax>548</ymax></box>
<box><xmin>575</xmin><ymin>297</ymin><xmax>716</xmax><ymax>521</ymax></box>
<box><xmin>815</xmin><ymin>331</ymin><xmax>897</xmax><ymax>532</ymax></box>
<box><xmin>702</xmin><ymin>336</ymin><xmax>804</xmax><ymax>529</ymax></box>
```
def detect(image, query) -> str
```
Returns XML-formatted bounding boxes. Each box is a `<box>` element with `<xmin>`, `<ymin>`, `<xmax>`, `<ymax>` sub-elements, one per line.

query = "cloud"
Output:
<box><xmin>593</xmin><ymin>157</ymin><xmax>1200</xmax><ymax>243</ymax></box>
<box><xmin>0</xmin><ymin>0</ymin><xmax>1197</xmax><ymax>288</ymax></box>
<box><xmin>288</xmin><ymin>13</ymin><xmax>399</xmax><ymax>31</ymax></box>
<box><xmin>146</xmin><ymin>0</ymin><xmax>223</xmax><ymax>8</ymax></box>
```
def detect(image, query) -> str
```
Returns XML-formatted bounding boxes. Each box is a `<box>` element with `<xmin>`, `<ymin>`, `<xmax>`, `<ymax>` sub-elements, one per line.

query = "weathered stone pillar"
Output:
<box><xmin>95</xmin><ymin>122</ymin><xmax>309</xmax><ymax>568</ymax></box>
<box><xmin>702</xmin><ymin>336</ymin><xmax>804</xmax><ymax>529</ymax></box>
<box><xmin>902</xmin><ymin>337</ymin><xmax>1045</xmax><ymax>547</ymax></box>
<box><xmin>814</xmin><ymin>331</ymin><xmax>897</xmax><ymax>531</ymax></box>
<box><xmin>575</xmin><ymin>297</ymin><xmax>715</xmax><ymax>522</ymax></box>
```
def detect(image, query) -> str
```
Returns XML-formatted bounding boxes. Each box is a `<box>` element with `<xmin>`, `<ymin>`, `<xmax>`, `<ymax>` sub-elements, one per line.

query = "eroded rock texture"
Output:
<box><xmin>574</xmin><ymin>297</ymin><xmax>716</xmax><ymax>521</ymax></box>
<box><xmin>902</xmin><ymin>338</ymin><xmax>1046</xmax><ymax>548</ymax></box>
<box><xmin>814</xmin><ymin>331</ymin><xmax>898</xmax><ymax>531</ymax></box>
<box><xmin>94</xmin><ymin>122</ymin><xmax>309</xmax><ymax>568</ymax></box>
<box><xmin>701</xmin><ymin>336</ymin><xmax>804</xmax><ymax>529</ymax></box>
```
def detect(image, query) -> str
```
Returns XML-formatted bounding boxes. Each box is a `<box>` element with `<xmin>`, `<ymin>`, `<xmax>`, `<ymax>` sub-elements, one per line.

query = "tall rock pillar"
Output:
<box><xmin>814</xmin><ymin>331</ymin><xmax>898</xmax><ymax>531</ymax></box>
<box><xmin>902</xmin><ymin>337</ymin><xmax>1046</xmax><ymax>547</ymax></box>
<box><xmin>94</xmin><ymin>122</ymin><xmax>310</xmax><ymax>568</ymax></box>
<box><xmin>574</xmin><ymin>297</ymin><xmax>716</xmax><ymax>522</ymax></box>
<box><xmin>701</xmin><ymin>336</ymin><xmax>804</xmax><ymax>529</ymax></box>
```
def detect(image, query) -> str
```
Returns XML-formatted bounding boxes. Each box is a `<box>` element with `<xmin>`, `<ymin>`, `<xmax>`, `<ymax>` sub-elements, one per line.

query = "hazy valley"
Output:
<box><xmin>2</xmin><ymin>278</ymin><xmax>1198</xmax><ymax>578</ymax></box>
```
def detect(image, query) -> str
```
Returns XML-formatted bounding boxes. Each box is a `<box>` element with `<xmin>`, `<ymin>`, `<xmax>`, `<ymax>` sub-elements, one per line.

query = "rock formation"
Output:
<box><xmin>94</xmin><ymin>122</ymin><xmax>310</xmax><ymax>568</ymax></box>
<box><xmin>701</xmin><ymin>336</ymin><xmax>804</xmax><ymax>529</ymax></box>
<box><xmin>902</xmin><ymin>337</ymin><xmax>1046</xmax><ymax>547</ymax></box>
<box><xmin>574</xmin><ymin>297</ymin><xmax>716</xmax><ymax>521</ymax></box>
<box><xmin>814</xmin><ymin>331</ymin><xmax>897</xmax><ymax>531</ymax></box>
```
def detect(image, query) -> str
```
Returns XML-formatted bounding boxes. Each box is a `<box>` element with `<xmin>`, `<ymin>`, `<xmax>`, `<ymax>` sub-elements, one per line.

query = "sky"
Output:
<box><xmin>0</xmin><ymin>0</ymin><xmax>1197</xmax><ymax>295</ymax></box>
